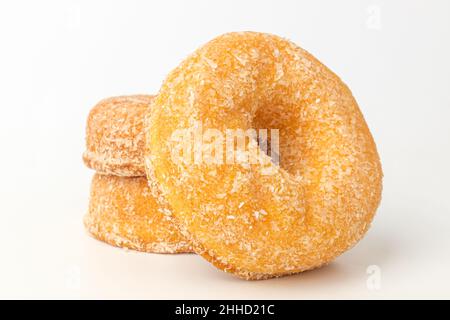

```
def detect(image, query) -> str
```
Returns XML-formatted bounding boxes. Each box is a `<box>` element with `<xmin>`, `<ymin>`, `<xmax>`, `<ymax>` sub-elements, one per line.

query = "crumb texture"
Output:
<box><xmin>83</xmin><ymin>95</ymin><xmax>154</xmax><ymax>177</ymax></box>
<box><xmin>84</xmin><ymin>174</ymin><xmax>193</xmax><ymax>254</ymax></box>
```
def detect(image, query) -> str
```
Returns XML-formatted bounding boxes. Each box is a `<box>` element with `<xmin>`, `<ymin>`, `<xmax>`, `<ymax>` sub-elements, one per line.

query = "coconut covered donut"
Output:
<box><xmin>84</xmin><ymin>173</ymin><xmax>192</xmax><ymax>253</ymax></box>
<box><xmin>83</xmin><ymin>95</ymin><xmax>152</xmax><ymax>177</ymax></box>
<box><xmin>145</xmin><ymin>32</ymin><xmax>382</xmax><ymax>279</ymax></box>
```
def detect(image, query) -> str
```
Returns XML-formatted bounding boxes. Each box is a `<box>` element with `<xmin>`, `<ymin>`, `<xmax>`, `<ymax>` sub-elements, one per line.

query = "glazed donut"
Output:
<box><xmin>83</xmin><ymin>95</ymin><xmax>152</xmax><ymax>177</ymax></box>
<box><xmin>84</xmin><ymin>173</ymin><xmax>192</xmax><ymax>253</ymax></box>
<box><xmin>145</xmin><ymin>32</ymin><xmax>382</xmax><ymax>279</ymax></box>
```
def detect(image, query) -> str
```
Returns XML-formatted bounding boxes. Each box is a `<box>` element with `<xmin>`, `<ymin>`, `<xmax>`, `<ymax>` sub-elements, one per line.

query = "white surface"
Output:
<box><xmin>1</xmin><ymin>0</ymin><xmax>449</xmax><ymax>299</ymax></box>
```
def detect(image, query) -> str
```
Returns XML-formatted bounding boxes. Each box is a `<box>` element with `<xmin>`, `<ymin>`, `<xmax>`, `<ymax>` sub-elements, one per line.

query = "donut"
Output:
<box><xmin>83</xmin><ymin>95</ymin><xmax>152</xmax><ymax>177</ymax></box>
<box><xmin>144</xmin><ymin>32</ymin><xmax>382</xmax><ymax>279</ymax></box>
<box><xmin>84</xmin><ymin>173</ymin><xmax>193</xmax><ymax>253</ymax></box>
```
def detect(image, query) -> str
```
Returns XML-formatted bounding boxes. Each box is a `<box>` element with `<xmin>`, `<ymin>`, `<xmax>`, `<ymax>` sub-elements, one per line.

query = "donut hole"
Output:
<box><xmin>252</xmin><ymin>99</ymin><xmax>303</xmax><ymax>176</ymax></box>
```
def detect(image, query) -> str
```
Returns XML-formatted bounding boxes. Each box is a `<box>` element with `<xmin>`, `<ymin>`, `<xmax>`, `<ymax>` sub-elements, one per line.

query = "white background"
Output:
<box><xmin>0</xmin><ymin>0</ymin><xmax>449</xmax><ymax>299</ymax></box>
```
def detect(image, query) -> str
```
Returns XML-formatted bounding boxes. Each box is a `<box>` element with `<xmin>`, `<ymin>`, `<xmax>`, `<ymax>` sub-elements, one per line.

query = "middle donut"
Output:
<box><xmin>83</xmin><ymin>95</ymin><xmax>193</xmax><ymax>253</ymax></box>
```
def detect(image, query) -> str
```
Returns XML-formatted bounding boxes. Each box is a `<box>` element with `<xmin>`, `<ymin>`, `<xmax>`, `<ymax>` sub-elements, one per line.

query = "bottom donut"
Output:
<box><xmin>84</xmin><ymin>173</ymin><xmax>193</xmax><ymax>253</ymax></box>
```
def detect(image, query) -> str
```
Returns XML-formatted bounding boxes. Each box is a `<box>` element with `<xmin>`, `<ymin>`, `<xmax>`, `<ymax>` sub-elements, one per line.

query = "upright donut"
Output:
<box><xmin>145</xmin><ymin>32</ymin><xmax>382</xmax><ymax>279</ymax></box>
<box><xmin>83</xmin><ymin>95</ymin><xmax>152</xmax><ymax>177</ymax></box>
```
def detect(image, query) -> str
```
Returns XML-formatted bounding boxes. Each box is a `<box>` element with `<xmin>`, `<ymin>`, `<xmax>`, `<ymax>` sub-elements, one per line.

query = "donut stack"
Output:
<box><xmin>83</xmin><ymin>32</ymin><xmax>382</xmax><ymax>279</ymax></box>
<box><xmin>83</xmin><ymin>95</ymin><xmax>192</xmax><ymax>253</ymax></box>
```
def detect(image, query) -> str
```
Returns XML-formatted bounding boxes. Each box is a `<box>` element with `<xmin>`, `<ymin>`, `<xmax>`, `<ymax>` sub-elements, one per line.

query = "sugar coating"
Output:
<box><xmin>83</xmin><ymin>95</ymin><xmax>153</xmax><ymax>177</ymax></box>
<box><xmin>84</xmin><ymin>174</ymin><xmax>193</xmax><ymax>254</ymax></box>
<box><xmin>144</xmin><ymin>32</ymin><xmax>383</xmax><ymax>279</ymax></box>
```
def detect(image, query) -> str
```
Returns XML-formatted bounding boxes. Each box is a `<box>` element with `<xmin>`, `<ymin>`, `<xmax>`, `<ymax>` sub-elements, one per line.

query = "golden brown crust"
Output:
<box><xmin>84</xmin><ymin>173</ymin><xmax>193</xmax><ymax>254</ymax></box>
<box><xmin>83</xmin><ymin>95</ymin><xmax>153</xmax><ymax>177</ymax></box>
<box><xmin>145</xmin><ymin>32</ymin><xmax>383</xmax><ymax>279</ymax></box>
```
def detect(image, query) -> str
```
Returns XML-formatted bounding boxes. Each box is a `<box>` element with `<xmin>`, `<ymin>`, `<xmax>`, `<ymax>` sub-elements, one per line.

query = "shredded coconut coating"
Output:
<box><xmin>145</xmin><ymin>32</ymin><xmax>383</xmax><ymax>279</ymax></box>
<box><xmin>84</xmin><ymin>174</ymin><xmax>193</xmax><ymax>254</ymax></box>
<box><xmin>83</xmin><ymin>95</ymin><xmax>153</xmax><ymax>177</ymax></box>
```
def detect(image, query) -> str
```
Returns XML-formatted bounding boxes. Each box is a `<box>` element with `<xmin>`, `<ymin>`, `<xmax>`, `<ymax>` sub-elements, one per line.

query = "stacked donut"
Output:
<box><xmin>83</xmin><ymin>32</ymin><xmax>382</xmax><ymax>280</ymax></box>
<box><xmin>83</xmin><ymin>95</ymin><xmax>192</xmax><ymax>253</ymax></box>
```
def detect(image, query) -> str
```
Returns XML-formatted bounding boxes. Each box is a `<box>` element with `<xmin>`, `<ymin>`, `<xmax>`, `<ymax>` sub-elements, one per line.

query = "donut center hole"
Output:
<box><xmin>253</xmin><ymin>101</ymin><xmax>303</xmax><ymax>176</ymax></box>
